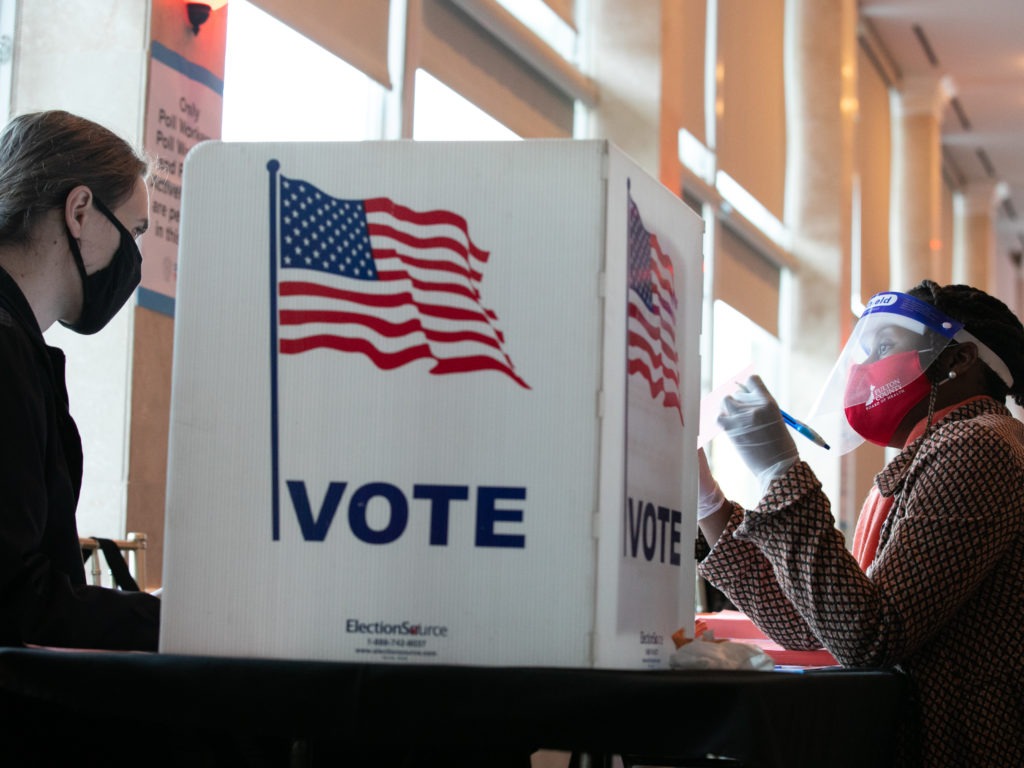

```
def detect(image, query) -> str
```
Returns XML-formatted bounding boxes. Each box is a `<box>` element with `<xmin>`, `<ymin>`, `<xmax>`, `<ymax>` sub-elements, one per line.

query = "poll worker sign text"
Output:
<box><xmin>161</xmin><ymin>140</ymin><xmax>703</xmax><ymax>668</ymax></box>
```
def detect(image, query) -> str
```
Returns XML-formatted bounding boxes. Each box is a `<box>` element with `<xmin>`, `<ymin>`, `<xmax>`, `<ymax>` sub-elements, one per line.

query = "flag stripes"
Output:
<box><xmin>274</xmin><ymin>174</ymin><xmax>528</xmax><ymax>389</ymax></box>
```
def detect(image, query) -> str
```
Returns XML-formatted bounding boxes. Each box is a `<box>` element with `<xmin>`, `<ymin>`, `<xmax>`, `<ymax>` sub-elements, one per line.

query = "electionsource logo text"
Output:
<box><xmin>346</xmin><ymin>619</ymin><xmax>449</xmax><ymax>637</ymax></box>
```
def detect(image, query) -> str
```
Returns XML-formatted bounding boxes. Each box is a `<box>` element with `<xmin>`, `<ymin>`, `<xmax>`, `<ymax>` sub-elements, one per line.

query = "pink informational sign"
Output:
<box><xmin>162</xmin><ymin>140</ymin><xmax>703</xmax><ymax>668</ymax></box>
<box><xmin>138</xmin><ymin>42</ymin><xmax>223</xmax><ymax>315</ymax></box>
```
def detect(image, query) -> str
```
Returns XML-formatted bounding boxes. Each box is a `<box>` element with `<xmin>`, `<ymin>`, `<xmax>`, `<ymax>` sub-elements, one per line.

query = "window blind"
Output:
<box><xmin>248</xmin><ymin>0</ymin><xmax>391</xmax><ymax>88</ymax></box>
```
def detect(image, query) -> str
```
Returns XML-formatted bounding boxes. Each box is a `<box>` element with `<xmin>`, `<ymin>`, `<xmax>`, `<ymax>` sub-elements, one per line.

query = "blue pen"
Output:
<box><xmin>780</xmin><ymin>409</ymin><xmax>831</xmax><ymax>450</ymax></box>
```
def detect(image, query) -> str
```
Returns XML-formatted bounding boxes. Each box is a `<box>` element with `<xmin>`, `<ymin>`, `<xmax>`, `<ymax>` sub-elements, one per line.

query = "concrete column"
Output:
<box><xmin>14</xmin><ymin>1</ymin><xmax>149</xmax><ymax>541</ymax></box>
<box><xmin>581</xmin><ymin>0</ymin><xmax>661</xmax><ymax>176</ymax></box>
<box><xmin>783</xmin><ymin>0</ymin><xmax>857</xmax><ymax>534</ymax></box>
<box><xmin>953</xmin><ymin>180</ymin><xmax>998</xmax><ymax>292</ymax></box>
<box><xmin>890</xmin><ymin>75</ymin><xmax>948</xmax><ymax>291</ymax></box>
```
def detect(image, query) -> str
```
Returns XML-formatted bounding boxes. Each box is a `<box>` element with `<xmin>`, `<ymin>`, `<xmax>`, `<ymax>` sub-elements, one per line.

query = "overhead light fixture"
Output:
<box><xmin>186</xmin><ymin>0</ymin><xmax>228</xmax><ymax>36</ymax></box>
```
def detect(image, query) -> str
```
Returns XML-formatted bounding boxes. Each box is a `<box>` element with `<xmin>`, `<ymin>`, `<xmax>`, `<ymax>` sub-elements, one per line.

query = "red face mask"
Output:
<box><xmin>843</xmin><ymin>350</ymin><xmax>932</xmax><ymax>447</ymax></box>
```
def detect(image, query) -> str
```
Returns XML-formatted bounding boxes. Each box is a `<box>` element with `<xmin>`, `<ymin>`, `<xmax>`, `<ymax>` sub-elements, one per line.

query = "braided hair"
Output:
<box><xmin>908</xmin><ymin>279</ymin><xmax>1024</xmax><ymax>407</ymax></box>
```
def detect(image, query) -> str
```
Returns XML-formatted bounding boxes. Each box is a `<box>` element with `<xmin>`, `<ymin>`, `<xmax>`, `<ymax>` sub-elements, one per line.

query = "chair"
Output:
<box><xmin>80</xmin><ymin>532</ymin><xmax>148</xmax><ymax>592</ymax></box>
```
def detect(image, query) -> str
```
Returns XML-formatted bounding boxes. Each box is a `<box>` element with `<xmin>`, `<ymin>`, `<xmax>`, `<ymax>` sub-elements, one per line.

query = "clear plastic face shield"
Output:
<box><xmin>807</xmin><ymin>292</ymin><xmax>963</xmax><ymax>454</ymax></box>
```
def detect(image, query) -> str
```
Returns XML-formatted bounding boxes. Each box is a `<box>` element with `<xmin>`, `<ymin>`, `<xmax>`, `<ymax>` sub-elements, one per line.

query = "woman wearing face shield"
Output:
<box><xmin>697</xmin><ymin>280</ymin><xmax>1024</xmax><ymax>767</ymax></box>
<box><xmin>0</xmin><ymin>111</ymin><xmax>159</xmax><ymax>650</ymax></box>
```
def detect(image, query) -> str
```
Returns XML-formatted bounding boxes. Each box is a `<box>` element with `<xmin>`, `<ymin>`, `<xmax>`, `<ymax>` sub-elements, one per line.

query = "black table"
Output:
<box><xmin>0</xmin><ymin>648</ymin><xmax>908</xmax><ymax>767</ymax></box>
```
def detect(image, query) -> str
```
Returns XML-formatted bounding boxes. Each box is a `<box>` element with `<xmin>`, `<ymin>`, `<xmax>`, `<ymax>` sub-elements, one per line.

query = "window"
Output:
<box><xmin>706</xmin><ymin>300</ymin><xmax>782</xmax><ymax>509</ymax></box>
<box><xmin>493</xmin><ymin>0</ymin><xmax>577</xmax><ymax>61</ymax></box>
<box><xmin>708</xmin><ymin>303</ymin><xmax>778</xmax><ymax>512</ymax></box>
<box><xmin>412</xmin><ymin>69</ymin><xmax>520</xmax><ymax>141</ymax></box>
<box><xmin>413</xmin><ymin>0</ymin><xmax>581</xmax><ymax>139</ymax></box>
<box><xmin>222</xmin><ymin>0</ymin><xmax>384</xmax><ymax>141</ymax></box>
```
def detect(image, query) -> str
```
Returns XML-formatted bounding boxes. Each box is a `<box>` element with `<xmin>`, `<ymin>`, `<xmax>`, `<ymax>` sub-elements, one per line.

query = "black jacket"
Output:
<box><xmin>0</xmin><ymin>266</ymin><xmax>158</xmax><ymax>650</ymax></box>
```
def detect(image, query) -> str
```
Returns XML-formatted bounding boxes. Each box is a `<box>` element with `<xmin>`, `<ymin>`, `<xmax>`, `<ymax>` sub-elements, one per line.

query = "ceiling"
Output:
<box><xmin>859</xmin><ymin>0</ymin><xmax>1024</xmax><ymax>260</ymax></box>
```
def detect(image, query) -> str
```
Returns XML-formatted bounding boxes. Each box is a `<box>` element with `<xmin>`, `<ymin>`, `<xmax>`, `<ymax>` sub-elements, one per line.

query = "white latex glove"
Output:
<box><xmin>697</xmin><ymin>448</ymin><xmax>726</xmax><ymax>520</ymax></box>
<box><xmin>718</xmin><ymin>375</ymin><xmax>799</xmax><ymax>493</ymax></box>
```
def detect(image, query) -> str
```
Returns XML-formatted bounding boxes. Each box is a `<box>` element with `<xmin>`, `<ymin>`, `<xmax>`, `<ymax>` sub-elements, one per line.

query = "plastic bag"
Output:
<box><xmin>669</xmin><ymin>629</ymin><xmax>774</xmax><ymax>671</ymax></box>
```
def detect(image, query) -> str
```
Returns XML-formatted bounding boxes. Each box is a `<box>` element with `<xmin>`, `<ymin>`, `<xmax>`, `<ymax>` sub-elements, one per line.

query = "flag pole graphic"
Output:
<box><xmin>267</xmin><ymin>159</ymin><xmax>282</xmax><ymax>541</ymax></box>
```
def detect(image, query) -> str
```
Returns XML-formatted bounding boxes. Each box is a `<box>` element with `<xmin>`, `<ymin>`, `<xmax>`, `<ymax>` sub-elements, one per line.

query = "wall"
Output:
<box><xmin>582</xmin><ymin>0</ymin><xmax>661</xmax><ymax>175</ymax></box>
<box><xmin>127</xmin><ymin>0</ymin><xmax>227</xmax><ymax>588</ymax></box>
<box><xmin>14</xmin><ymin>0</ymin><xmax>149</xmax><ymax>541</ymax></box>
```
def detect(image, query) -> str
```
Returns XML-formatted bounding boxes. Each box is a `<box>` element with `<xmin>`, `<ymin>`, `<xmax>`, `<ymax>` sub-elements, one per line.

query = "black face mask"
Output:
<box><xmin>61</xmin><ymin>195</ymin><xmax>142</xmax><ymax>335</ymax></box>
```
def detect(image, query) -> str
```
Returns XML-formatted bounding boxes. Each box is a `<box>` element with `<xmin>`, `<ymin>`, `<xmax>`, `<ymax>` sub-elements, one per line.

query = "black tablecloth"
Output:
<box><xmin>0</xmin><ymin>648</ymin><xmax>908</xmax><ymax>767</ymax></box>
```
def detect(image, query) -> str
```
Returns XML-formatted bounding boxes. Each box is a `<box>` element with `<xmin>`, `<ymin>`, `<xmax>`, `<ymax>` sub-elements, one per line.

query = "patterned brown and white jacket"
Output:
<box><xmin>700</xmin><ymin>397</ymin><xmax>1024</xmax><ymax>767</ymax></box>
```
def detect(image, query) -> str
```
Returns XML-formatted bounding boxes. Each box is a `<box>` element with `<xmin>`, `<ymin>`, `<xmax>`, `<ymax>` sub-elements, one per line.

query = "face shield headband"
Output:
<box><xmin>806</xmin><ymin>292</ymin><xmax>963</xmax><ymax>454</ymax></box>
<box><xmin>953</xmin><ymin>329</ymin><xmax>1014</xmax><ymax>388</ymax></box>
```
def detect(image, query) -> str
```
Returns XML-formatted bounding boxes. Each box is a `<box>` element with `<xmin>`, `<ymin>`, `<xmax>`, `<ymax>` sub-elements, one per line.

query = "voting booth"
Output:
<box><xmin>161</xmin><ymin>140</ymin><xmax>704</xmax><ymax>669</ymax></box>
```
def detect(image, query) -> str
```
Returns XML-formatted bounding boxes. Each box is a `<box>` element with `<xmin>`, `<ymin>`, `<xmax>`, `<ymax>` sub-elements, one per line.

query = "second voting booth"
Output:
<box><xmin>161</xmin><ymin>140</ymin><xmax>704</xmax><ymax>669</ymax></box>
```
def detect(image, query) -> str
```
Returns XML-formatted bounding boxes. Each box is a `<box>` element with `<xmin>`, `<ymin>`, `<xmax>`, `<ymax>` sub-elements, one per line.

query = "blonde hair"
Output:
<box><xmin>0</xmin><ymin>110</ymin><xmax>147</xmax><ymax>245</ymax></box>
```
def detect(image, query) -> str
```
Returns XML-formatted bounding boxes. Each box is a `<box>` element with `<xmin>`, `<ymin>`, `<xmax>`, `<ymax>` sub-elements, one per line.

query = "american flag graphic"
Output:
<box><xmin>627</xmin><ymin>185</ymin><xmax>682</xmax><ymax>423</ymax></box>
<box><xmin>269</xmin><ymin>166</ymin><xmax>528</xmax><ymax>389</ymax></box>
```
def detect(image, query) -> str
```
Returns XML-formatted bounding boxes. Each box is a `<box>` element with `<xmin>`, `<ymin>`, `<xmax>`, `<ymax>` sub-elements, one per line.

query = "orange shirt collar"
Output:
<box><xmin>903</xmin><ymin>394</ymin><xmax>991</xmax><ymax>446</ymax></box>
